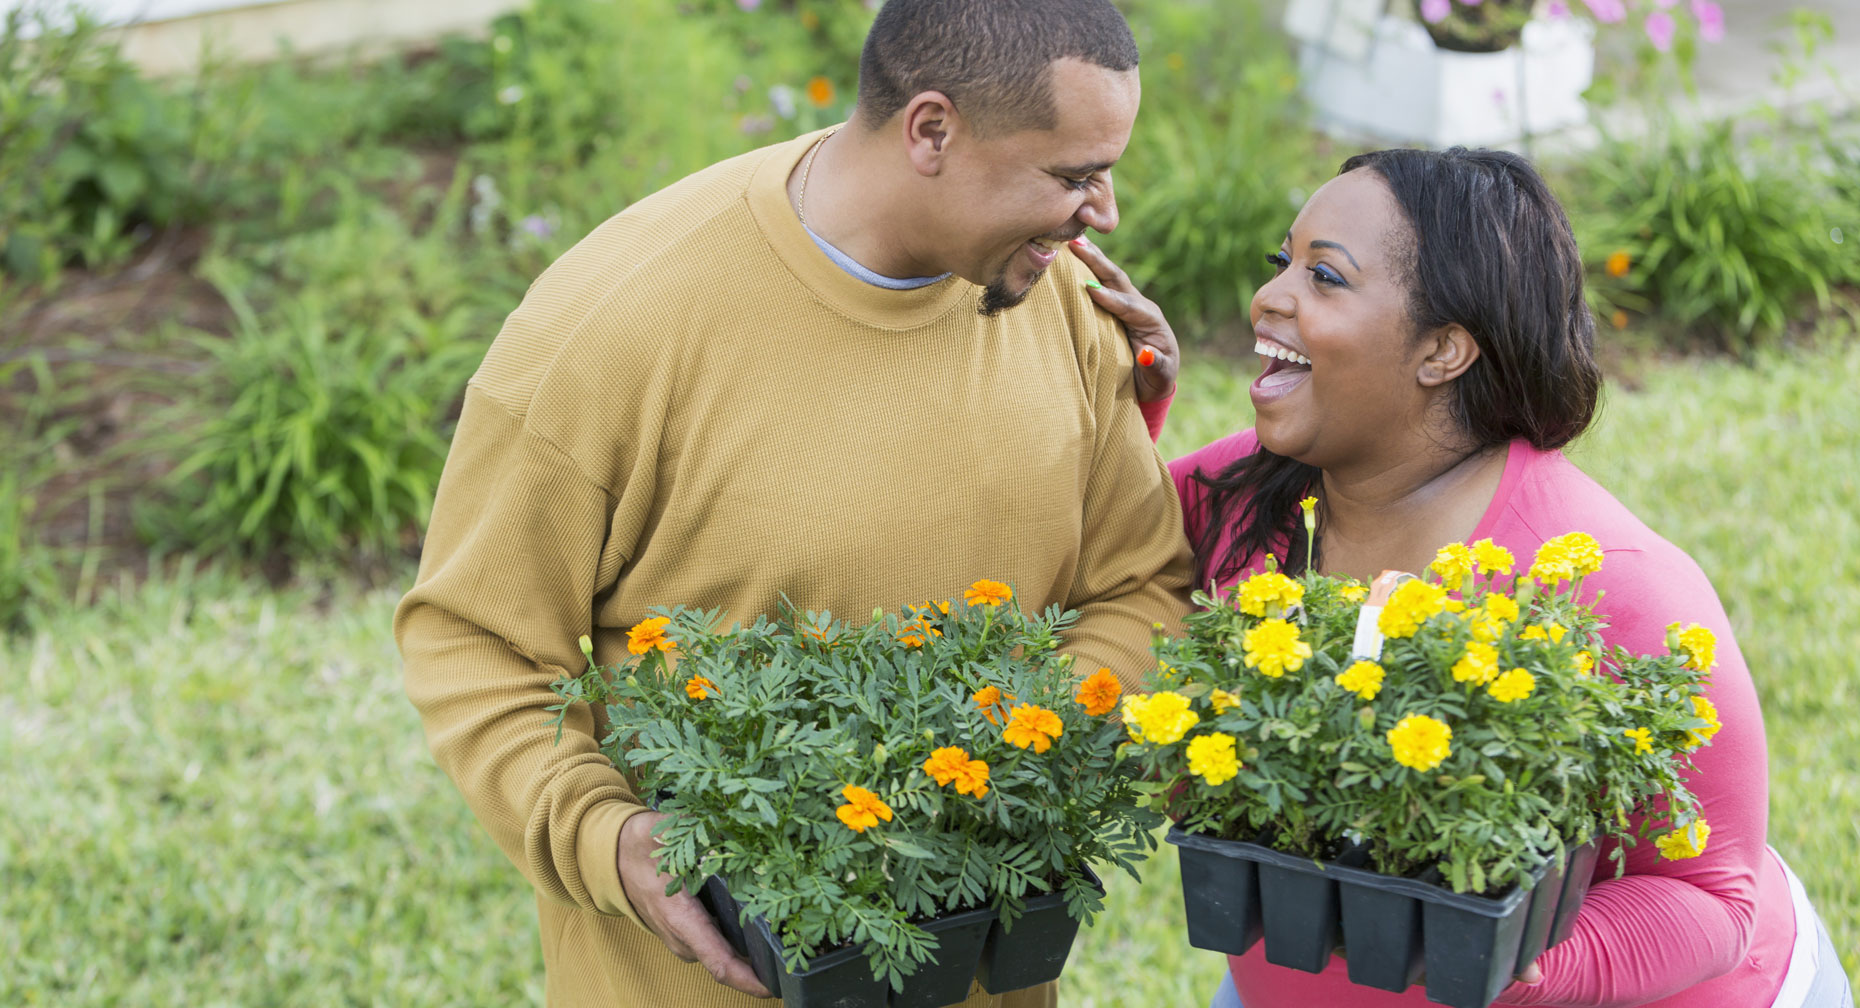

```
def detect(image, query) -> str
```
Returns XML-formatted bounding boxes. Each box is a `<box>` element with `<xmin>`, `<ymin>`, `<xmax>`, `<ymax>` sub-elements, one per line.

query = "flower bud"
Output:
<box><xmin>578</xmin><ymin>634</ymin><xmax>594</xmax><ymax>658</ymax></box>
<box><xmin>872</xmin><ymin>743</ymin><xmax>887</xmax><ymax>766</ymax></box>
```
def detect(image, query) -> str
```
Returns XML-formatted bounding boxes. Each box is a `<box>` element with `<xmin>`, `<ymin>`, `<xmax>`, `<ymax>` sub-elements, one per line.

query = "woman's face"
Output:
<box><xmin>1248</xmin><ymin>169</ymin><xmax>1437</xmax><ymax>471</ymax></box>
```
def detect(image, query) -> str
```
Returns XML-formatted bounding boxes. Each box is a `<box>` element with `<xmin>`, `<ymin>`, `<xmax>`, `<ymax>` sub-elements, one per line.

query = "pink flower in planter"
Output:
<box><xmin>1546</xmin><ymin>0</ymin><xmax>1570</xmax><ymax>16</ymax></box>
<box><xmin>1644</xmin><ymin>9</ymin><xmax>1676</xmax><ymax>50</ymax></box>
<box><xmin>1692</xmin><ymin>0</ymin><xmax>1725</xmax><ymax>41</ymax></box>
<box><xmin>1420</xmin><ymin>0</ymin><xmax>1451</xmax><ymax>23</ymax></box>
<box><xmin>1582</xmin><ymin>0</ymin><xmax>1627</xmax><ymax>24</ymax></box>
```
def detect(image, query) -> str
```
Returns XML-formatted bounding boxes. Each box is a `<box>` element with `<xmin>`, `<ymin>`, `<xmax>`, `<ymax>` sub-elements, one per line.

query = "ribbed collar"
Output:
<box><xmin>745</xmin><ymin>127</ymin><xmax>975</xmax><ymax>331</ymax></box>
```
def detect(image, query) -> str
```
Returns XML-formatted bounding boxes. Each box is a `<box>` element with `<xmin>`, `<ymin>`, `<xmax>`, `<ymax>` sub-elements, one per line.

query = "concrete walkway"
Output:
<box><xmin>1687</xmin><ymin>0</ymin><xmax>1858</xmax><ymax>119</ymax></box>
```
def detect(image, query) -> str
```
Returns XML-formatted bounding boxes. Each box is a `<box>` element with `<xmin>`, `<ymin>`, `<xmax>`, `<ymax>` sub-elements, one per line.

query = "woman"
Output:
<box><xmin>1074</xmin><ymin>147</ymin><xmax>1850</xmax><ymax>1007</ymax></box>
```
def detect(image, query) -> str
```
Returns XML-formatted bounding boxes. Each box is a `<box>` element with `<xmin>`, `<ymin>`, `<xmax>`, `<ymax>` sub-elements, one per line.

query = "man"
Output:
<box><xmin>394</xmin><ymin>1</ymin><xmax>1192</xmax><ymax>1004</ymax></box>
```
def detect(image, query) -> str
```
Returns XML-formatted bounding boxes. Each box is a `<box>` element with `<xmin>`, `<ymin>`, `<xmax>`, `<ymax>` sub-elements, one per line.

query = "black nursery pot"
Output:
<box><xmin>975</xmin><ymin>864</ymin><xmax>1104</xmax><ymax>995</ymax></box>
<box><xmin>1167</xmin><ymin>828</ymin><xmax>1265</xmax><ymax>956</ymax></box>
<box><xmin>701</xmin><ymin>875</ymin><xmax>1002</xmax><ymax>1008</ymax></box>
<box><xmin>1548</xmin><ymin>840</ymin><xmax>1601</xmax><ymax>947</ymax></box>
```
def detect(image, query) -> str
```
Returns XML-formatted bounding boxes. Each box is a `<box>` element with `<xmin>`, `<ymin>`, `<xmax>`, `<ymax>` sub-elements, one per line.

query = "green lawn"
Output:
<box><xmin>6</xmin><ymin>334</ymin><xmax>1857</xmax><ymax>1005</ymax></box>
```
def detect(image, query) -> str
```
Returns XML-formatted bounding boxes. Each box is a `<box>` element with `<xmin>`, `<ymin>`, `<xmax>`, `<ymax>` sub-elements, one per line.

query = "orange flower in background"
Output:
<box><xmin>835</xmin><ymin>786</ymin><xmax>893</xmax><ymax>832</ymax></box>
<box><xmin>1611</xmin><ymin>310</ymin><xmax>1629</xmax><ymax>330</ymax></box>
<box><xmin>806</xmin><ymin>76</ymin><xmax>835</xmax><ymax>107</ymax></box>
<box><xmin>895</xmin><ymin>617</ymin><xmax>941</xmax><ymax>648</ymax></box>
<box><xmin>912</xmin><ymin>600</ymin><xmax>951</xmax><ymax>618</ymax></box>
<box><xmin>972</xmin><ymin>685</ymin><xmax>1015</xmax><ymax>724</ymax></box>
<box><xmin>1605</xmin><ymin>249</ymin><xmax>1631</xmax><ymax>278</ymax></box>
<box><xmin>1076</xmin><ymin>667</ymin><xmax>1122</xmax><ymax>716</ymax></box>
<box><xmin>964</xmin><ymin>579</ymin><xmax>1012</xmax><ymax>608</ymax></box>
<box><xmin>922</xmin><ymin>746</ymin><xmax>990</xmax><ymax>796</ymax></box>
<box><xmin>1002</xmin><ymin>703</ymin><xmax>1064</xmax><ymax>753</ymax></box>
<box><xmin>627</xmin><ymin>616</ymin><xmax>675</xmax><ymax>655</ymax></box>
<box><xmin>685</xmin><ymin>676</ymin><xmax>718</xmax><ymax>700</ymax></box>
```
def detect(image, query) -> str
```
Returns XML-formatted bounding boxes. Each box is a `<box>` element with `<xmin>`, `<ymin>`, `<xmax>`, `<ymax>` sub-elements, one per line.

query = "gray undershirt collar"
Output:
<box><xmin>804</xmin><ymin>224</ymin><xmax>950</xmax><ymax>290</ymax></box>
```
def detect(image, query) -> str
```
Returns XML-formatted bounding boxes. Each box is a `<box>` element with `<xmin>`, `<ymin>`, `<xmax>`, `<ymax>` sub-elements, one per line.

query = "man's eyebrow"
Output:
<box><xmin>1310</xmin><ymin>239</ymin><xmax>1360</xmax><ymax>271</ymax></box>
<box><xmin>1051</xmin><ymin>160</ymin><xmax>1116</xmax><ymax>176</ymax></box>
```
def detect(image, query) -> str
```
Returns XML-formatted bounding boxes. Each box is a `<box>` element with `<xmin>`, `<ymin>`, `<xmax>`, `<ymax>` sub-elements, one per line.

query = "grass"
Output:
<box><xmin>6</xmin><ymin>332</ymin><xmax>1858</xmax><ymax>1005</ymax></box>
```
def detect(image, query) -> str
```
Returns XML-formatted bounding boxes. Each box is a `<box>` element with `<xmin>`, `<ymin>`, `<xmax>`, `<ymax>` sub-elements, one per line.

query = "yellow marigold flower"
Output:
<box><xmin>1668</xmin><ymin>622</ymin><xmax>1718</xmax><ymax>671</ymax></box>
<box><xmin>964</xmin><ymin>579</ymin><xmax>1012</xmax><ymax>608</ymax></box>
<box><xmin>1002</xmin><ymin>703</ymin><xmax>1064</xmax><ymax>754</ymax></box>
<box><xmin>1120</xmin><ymin>694</ymin><xmax>1150</xmax><ymax>741</ymax></box>
<box><xmin>1299</xmin><ymin>495</ymin><xmax>1318</xmax><ymax>532</ymax></box>
<box><xmin>1488</xmin><ymin>668</ymin><xmax>1536</xmax><ymax>702</ymax></box>
<box><xmin>1430</xmin><ymin>542</ymin><xmax>1474</xmax><ymax>586</ymax></box>
<box><xmin>1387</xmin><ymin>714</ymin><xmax>1452</xmax><ymax>772</ymax></box>
<box><xmin>1655</xmin><ymin>818</ymin><xmax>1711</xmax><ymax>860</ymax></box>
<box><xmin>685</xmin><ymin>676</ymin><xmax>718</xmax><ymax>700</ymax></box>
<box><xmin>1605</xmin><ymin>249</ymin><xmax>1631</xmax><ymax>278</ymax></box>
<box><xmin>1336</xmin><ymin>660</ymin><xmax>1385</xmax><ymax>701</ymax></box>
<box><xmin>1452</xmin><ymin>642</ymin><xmax>1500</xmax><ymax>685</ymax></box>
<box><xmin>1243</xmin><ymin>618</ymin><xmax>1312</xmax><ymax>678</ymax></box>
<box><xmin>1378</xmin><ymin>580</ymin><xmax>1449</xmax><ymax>638</ymax></box>
<box><xmin>1482</xmin><ymin>595</ymin><xmax>1520</xmax><ymax>623</ymax></box>
<box><xmin>806</xmin><ymin>76</ymin><xmax>835</xmax><ymax>107</ymax></box>
<box><xmin>1128</xmin><ymin>691</ymin><xmax>1198</xmax><ymax>745</ymax></box>
<box><xmin>1573</xmin><ymin>650</ymin><xmax>1595</xmax><ymax>675</ymax></box>
<box><xmin>1623</xmin><ymin>726</ymin><xmax>1653</xmax><ymax>754</ymax></box>
<box><xmin>1209</xmin><ymin>688</ymin><xmax>1241</xmax><ymax>714</ymax></box>
<box><xmin>835</xmin><ymin>785</ymin><xmax>893</xmax><ymax>832</ymax></box>
<box><xmin>1186</xmin><ymin>732</ymin><xmax>1242</xmax><ymax>786</ymax></box>
<box><xmin>1529</xmin><ymin>532</ymin><xmax>1604</xmax><ymax>584</ymax></box>
<box><xmin>922</xmin><ymin>746</ymin><xmax>990</xmax><ymax>797</ymax></box>
<box><xmin>1339</xmin><ymin>583</ymin><xmax>1368</xmax><ymax>603</ymax></box>
<box><xmin>627</xmin><ymin>616</ymin><xmax>675</xmax><ymax>655</ymax></box>
<box><xmin>1237</xmin><ymin>571</ymin><xmax>1305</xmax><ymax>617</ymax></box>
<box><xmin>1686</xmin><ymin>695</ymin><xmax>1722</xmax><ymax>749</ymax></box>
<box><xmin>1519</xmin><ymin>624</ymin><xmax>1548</xmax><ymax>642</ymax></box>
<box><xmin>1076</xmin><ymin>667</ymin><xmax>1122</xmax><ymax>717</ymax></box>
<box><xmin>1471</xmin><ymin>539</ymin><xmax>1514</xmax><ymax>576</ymax></box>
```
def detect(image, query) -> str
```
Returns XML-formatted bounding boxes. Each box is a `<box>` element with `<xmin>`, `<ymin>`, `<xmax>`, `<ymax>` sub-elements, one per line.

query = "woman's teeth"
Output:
<box><xmin>1254</xmin><ymin>339</ymin><xmax>1311</xmax><ymax>366</ymax></box>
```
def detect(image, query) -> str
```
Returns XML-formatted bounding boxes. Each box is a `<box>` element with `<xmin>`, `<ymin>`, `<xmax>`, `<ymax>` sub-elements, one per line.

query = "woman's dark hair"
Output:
<box><xmin>855</xmin><ymin>0</ymin><xmax>1139</xmax><ymax>137</ymax></box>
<box><xmin>1193</xmin><ymin>147</ymin><xmax>1602</xmax><ymax>587</ymax></box>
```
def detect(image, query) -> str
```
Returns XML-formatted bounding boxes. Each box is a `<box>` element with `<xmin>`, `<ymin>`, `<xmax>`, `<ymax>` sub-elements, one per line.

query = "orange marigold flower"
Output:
<box><xmin>1076</xmin><ymin>667</ymin><xmax>1122</xmax><ymax>716</ymax></box>
<box><xmin>1605</xmin><ymin>249</ymin><xmax>1631</xmax><ymax>278</ymax></box>
<box><xmin>912</xmin><ymin>600</ymin><xmax>951</xmax><ymax>618</ymax></box>
<box><xmin>806</xmin><ymin>76</ymin><xmax>835</xmax><ymax>107</ymax></box>
<box><xmin>1002</xmin><ymin>703</ymin><xmax>1064</xmax><ymax>753</ymax></box>
<box><xmin>972</xmin><ymin>685</ymin><xmax>1015</xmax><ymax>724</ymax></box>
<box><xmin>684</xmin><ymin>676</ymin><xmax>718</xmax><ymax>700</ymax></box>
<box><xmin>627</xmin><ymin>616</ymin><xmax>675</xmax><ymax>655</ymax></box>
<box><xmin>896</xmin><ymin>617</ymin><xmax>942</xmax><ymax>648</ymax></box>
<box><xmin>835</xmin><ymin>785</ymin><xmax>893</xmax><ymax>832</ymax></box>
<box><xmin>922</xmin><ymin>746</ymin><xmax>990</xmax><ymax>796</ymax></box>
<box><xmin>1611</xmin><ymin>309</ymin><xmax>1629</xmax><ymax>330</ymax></box>
<box><xmin>964</xmin><ymin>579</ymin><xmax>1012</xmax><ymax>607</ymax></box>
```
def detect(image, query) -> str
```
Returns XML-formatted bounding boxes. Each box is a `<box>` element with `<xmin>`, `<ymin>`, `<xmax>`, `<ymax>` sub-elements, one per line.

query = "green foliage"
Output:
<box><xmin>0</xmin><ymin>355</ymin><xmax>70</xmax><ymax>632</ymax></box>
<box><xmin>553</xmin><ymin>591</ymin><xmax>1158</xmax><ymax>988</ymax></box>
<box><xmin>1114</xmin><ymin>0</ymin><xmax>1328</xmax><ymax>340</ymax></box>
<box><xmin>1564</xmin><ymin>116</ymin><xmax>1859</xmax><ymax>353</ymax></box>
<box><xmin>1132</xmin><ymin>545</ymin><xmax>1716</xmax><ymax>895</ymax></box>
<box><xmin>142</xmin><ymin>207</ymin><xmax>491</xmax><ymax>560</ymax></box>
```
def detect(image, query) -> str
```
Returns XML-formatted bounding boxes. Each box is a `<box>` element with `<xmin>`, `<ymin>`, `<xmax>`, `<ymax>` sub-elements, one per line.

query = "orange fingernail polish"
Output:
<box><xmin>1137</xmin><ymin>347</ymin><xmax>1156</xmax><ymax>367</ymax></box>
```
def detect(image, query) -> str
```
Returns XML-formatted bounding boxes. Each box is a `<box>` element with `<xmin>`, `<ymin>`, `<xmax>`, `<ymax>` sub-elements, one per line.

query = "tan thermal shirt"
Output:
<box><xmin>394</xmin><ymin>128</ymin><xmax>1193</xmax><ymax>1007</ymax></box>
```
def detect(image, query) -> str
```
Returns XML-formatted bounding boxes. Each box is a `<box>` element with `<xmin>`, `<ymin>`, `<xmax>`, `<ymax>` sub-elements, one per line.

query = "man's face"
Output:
<box><xmin>935</xmin><ymin>59</ymin><xmax>1139</xmax><ymax>315</ymax></box>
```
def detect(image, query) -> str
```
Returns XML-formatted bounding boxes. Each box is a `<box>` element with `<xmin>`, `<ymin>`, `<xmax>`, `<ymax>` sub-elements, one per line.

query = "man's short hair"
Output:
<box><xmin>855</xmin><ymin>0</ymin><xmax>1139</xmax><ymax>137</ymax></box>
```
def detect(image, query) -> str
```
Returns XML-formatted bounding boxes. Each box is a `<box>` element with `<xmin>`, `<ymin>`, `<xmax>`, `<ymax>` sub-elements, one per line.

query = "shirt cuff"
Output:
<box><xmin>1138</xmin><ymin>391</ymin><xmax>1174</xmax><ymax>443</ymax></box>
<box><xmin>576</xmin><ymin>798</ymin><xmax>653</xmax><ymax>924</ymax></box>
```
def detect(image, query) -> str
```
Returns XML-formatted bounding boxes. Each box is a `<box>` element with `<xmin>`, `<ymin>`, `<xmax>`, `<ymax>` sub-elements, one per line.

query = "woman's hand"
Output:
<box><xmin>1068</xmin><ymin>235</ymin><xmax>1179</xmax><ymax>403</ymax></box>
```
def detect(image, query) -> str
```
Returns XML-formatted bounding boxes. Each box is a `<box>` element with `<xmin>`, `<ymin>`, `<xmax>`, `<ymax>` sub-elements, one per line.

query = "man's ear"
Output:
<box><xmin>902</xmin><ymin>91</ymin><xmax>959</xmax><ymax>177</ymax></box>
<box><xmin>1416</xmin><ymin>323</ymin><xmax>1481</xmax><ymax>387</ymax></box>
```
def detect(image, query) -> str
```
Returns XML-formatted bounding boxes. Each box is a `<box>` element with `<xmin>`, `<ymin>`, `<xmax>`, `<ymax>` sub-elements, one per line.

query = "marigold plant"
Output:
<box><xmin>1124</xmin><ymin>521</ymin><xmax>1718</xmax><ymax>896</ymax></box>
<box><xmin>547</xmin><ymin>582</ymin><xmax>1158</xmax><ymax>989</ymax></box>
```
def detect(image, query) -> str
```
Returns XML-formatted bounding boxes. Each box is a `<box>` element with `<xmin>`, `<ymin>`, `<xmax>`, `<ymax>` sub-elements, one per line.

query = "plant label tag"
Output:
<box><xmin>1351</xmin><ymin>570</ymin><xmax>1415</xmax><ymax>661</ymax></box>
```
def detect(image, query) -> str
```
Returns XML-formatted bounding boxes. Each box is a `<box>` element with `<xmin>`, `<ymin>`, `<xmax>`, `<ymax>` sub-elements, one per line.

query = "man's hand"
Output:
<box><xmin>1069</xmin><ymin>235</ymin><xmax>1180</xmax><ymax>403</ymax></box>
<box><xmin>619</xmin><ymin>811</ymin><xmax>773</xmax><ymax>998</ymax></box>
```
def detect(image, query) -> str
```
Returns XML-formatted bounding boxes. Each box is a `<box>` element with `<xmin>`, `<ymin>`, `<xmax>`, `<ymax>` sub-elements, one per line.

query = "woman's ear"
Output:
<box><xmin>902</xmin><ymin>91</ymin><xmax>959</xmax><ymax>177</ymax></box>
<box><xmin>1416</xmin><ymin>323</ymin><xmax>1480</xmax><ymax>387</ymax></box>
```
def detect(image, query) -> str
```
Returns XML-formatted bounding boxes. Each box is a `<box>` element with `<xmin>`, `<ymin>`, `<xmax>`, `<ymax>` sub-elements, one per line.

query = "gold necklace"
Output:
<box><xmin>796</xmin><ymin>128</ymin><xmax>837</xmax><ymax>228</ymax></box>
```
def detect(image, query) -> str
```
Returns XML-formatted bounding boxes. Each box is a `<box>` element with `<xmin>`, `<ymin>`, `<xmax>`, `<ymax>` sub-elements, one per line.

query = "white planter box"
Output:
<box><xmin>1294</xmin><ymin>13</ymin><xmax>1595</xmax><ymax>148</ymax></box>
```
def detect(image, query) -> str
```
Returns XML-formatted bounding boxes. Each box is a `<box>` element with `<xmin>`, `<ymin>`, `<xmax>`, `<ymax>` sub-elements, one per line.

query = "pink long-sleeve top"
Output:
<box><xmin>1169</xmin><ymin>430</ymin><xmax>1794</xmax><ymax>1008</ymax></box>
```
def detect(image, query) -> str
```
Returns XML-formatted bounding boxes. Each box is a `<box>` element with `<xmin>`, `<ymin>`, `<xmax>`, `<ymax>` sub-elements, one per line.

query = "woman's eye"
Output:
<box><xmin>1266</xmin><ymin>251</ymin><xmax>1290</xmax><ymax>271</ymax></box>
<box><xmin>1311</xmin><ymin>264</ymin><xmax>1346</xmax><ymax>287</ymax></box>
